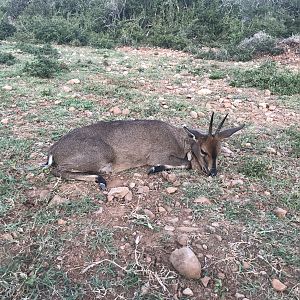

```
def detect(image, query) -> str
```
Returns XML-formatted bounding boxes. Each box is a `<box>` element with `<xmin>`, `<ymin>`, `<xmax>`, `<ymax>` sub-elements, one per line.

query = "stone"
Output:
<box><xmin>144</xmin><ymin>209</ymin><xmax>155</xmax><ymax>219</ymax></box>
<box><xmin>166</xmin><ymin>187</ymin><xmax>178</xmax><ymax>194</ymax></box>
<box><xmin>158</xmin><ymin>206</ymin><xmax>167</xmax><ymax>213</ymax></box>
<box><xmin>122</xmin><ymin>108</ymin><xmax>130</xmax><ymax>115</ymax></box>
<box><xmin>68</xmin><ymin>106</ymin><xmax>76</xmax><ymax>112</ymax></box>
<box><xmin>1</xmin><ymin>233</ymin><xmax>14</xmax><ymax>241</ymax></box>
<box><xmin>242</xmin><ymin>261</ymin><xmax>251</xmax><ymax>269</ymax></box>
<box><xmin>2</xmin><ymin>85</ymin><xmax>13</xmax><ymax>91</ymax></box>
<box><xmin>194</xmin><ymin>197</ymin><xmax>211</xmax><ymax>205</ymax></box>
<box><xmin>178</xmin><ymin>226</ymin><xmax>200</xmax><ymax>232</ymax></box>
<box><xmin>266</xmin><ymin>147</ymin><xmax>276</xmax><ymax>154</ymax></box>
<box><xmin>182</xmin><ymin>288</ymin><xmax>194</xmax><ymax>296</ymax></box>
<box><xmin>167</xmin><ymin>173</ymin><xmax>177</xmax><ymax>183</ymax></box>
<box><xmin>274</xmin><ymin>207</ymin><xmax>287</xmax><ymax>219</ymax></box>
<box><xmin>57</xmin><ymin>219</ymin><xmax>67</xmax><ymax>225</ymax></box>
<box><xmin>198</xmin><ymin>88</ymin><xmax>212</xmax><ymax>95</ymax></box>
<box><xmin>177</xmin><ymin>234</ymin><xmax>189</xmax><ymax>246</ymax></box>
<box><xmin>62</xmin><ymin>85</ymin><xmax>72</xmax><ymax>93</ymax></box>
<box><xmin>67</xmin><ymin>78</ymin><xmax>80</xmax><ymax>84</ymax></box>
<box><xmin>170</xmin><ymin>247</ymin><xmax>201</xmax><ymax>279</ymax></box>
<box><xmin>217</xmin><ymin>272</ymin><xmax>225</xmax><ymax>279</ymax></box>
<box><xmin>111</xmin><ymin>106</ymin><xmax>122</xmax><ymax>115</ymax></box>
<box><xmin>107</xmin><ymin>187</ymin><xmax>130</xmax><ymax>201</ymax></box>
<box><xmin>49</xmin><ymin>195</ymin><xmax>69</xmax><ymax>206</ymax></box>
<box><xmin>190</xmin><ymin>111</ymin><xmax>198</xmax><ymax>119</ymax></box>
<box><xmin>222</xmin><ymin>146</ymin><xmax>234</xmax><ymax>156</ymax></box>
<box><xmin>201</xmin><ymin>276</ymin><xmax>211</xmax><ymax>287</ymax></box>
<box><xmin>235</xmin><ymin>292</ymin><xmax>245</xmax><ymax>299</ymax></box>
<box><xmin>129</xmin><ymin>182</ymin><xmax>136</xmax><ymax>189</ymax></box>
<box><xmin>1</xmin><ymin>118</ymin><xmax>9</xmax><ymax>124</ymax></box>
<box><xmin>107</xmin><ymin>178</ymin><xmax>124</xmax><ymax>189</ymax></box>
<box><xmin>271</xmin><ymin>278</ymin><xmax>287</xmax><ymax>292</ymax></box>
<box><xmin>124</xmin><ymin>190</ymin><xmax>133</xmax><ymax>201</ymax></box>
<box><xmin>265</xmin><ymin>89</ymin><xmax>271</xmax><ymax>97</ymax></box>
<box><xmin>164</xmin><ymin>225</ymin><xmax>175</xmax><ymax>231</ymax></box>
<box><xmin>137</xmin><ymin>186</ymin><xmax>150</xmax><ymax>194</ymax></box>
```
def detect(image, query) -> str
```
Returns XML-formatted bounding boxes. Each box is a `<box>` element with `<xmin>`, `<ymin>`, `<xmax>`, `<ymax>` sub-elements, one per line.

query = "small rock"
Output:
<box><xmin>62</xmin><ymin>85</ymin><xmax>72</xmax><ymax>93</ymax></box>
<box><xmin>177</xmin><ymin>234</ymin><xmax>189</xmax><ymax>246</ymax></box>
<box><xmin>111</xmin><ymin>106</ymin><xmax>122</xmax><ymax>115</ymax></box>
<box><xmin>1</xmin><ymin>233</ymin><xmax>14</xmax><ymax>241</ymax></box>
<box><xmin>202</xmin><ymin>244</ymin><xmax>208</xmax><ymax>250</ymax></box>
<box><xmin>68</xmin><ymin>106</ymin><xmax>76</xmax><ymax>112</ymax></box>
<box><xmin>170</xmin><ymin>247</ymin><xmax>201</xmax><ymax>279</ymax></box>
<box><xmin>57</xmin><ymin>219</ymin><xmax>67</xmax><ymax>225</ymax></box>
<box><xmin>269</xmin><ymin>105</ymin><xmax>276</xmax><ymax>111</ymax></box>
<box><xmin>39</xmin><ymin>190</ymin><xmax>49</xmax><ymax>199</ymax></box>
<box><xmin>129</xmin><ymin>182</ymin><xmax>136</xmax><ymax>189</ymax></box>
<box><xmin>122</xmin><ymin>108</ymin><xmax>130</xmax><ymax>115</ymax></box>
<box><xmin>67</xmin><ymin>78</ymin><xmax>80</xmax><ymax>84</ymax></box>
<box><xmin>107</xmin><ymin>187</ymin><xmax>129</xmax><ymax>201</ymax></box>
<box><xmin>167</xmin><ymin>173</ymin><xmax>177</xmax><ymax>183</ymax></box>
<box><xmin>230</xmin><ymin>179</ymin><xmax>244</xmax><ymax>186</ymax></box>
<box><xmin>94</xmin><ymin>207</ymin><xmax>103</xmax><ymax>215</ymax></box>
<box><xmin>190</xmin><ymin>111</ymin><xmax>198</xmax><ymax>119</ymax></box>
<box><xmin>194</xmin><ymin>197</ymin><xmax>211</xmax><ymax>205</ymax></box>
<box><xmin>259</xmin><ymin>102</ymin><xmax>269</xmax><ymax>109</ymax></box>
<box><xmin>265</xmin><ymin>89</ymin><xmax>271</xmax><ymax>97</ymax></box>
<box><xmin>1</xmin><ymin>118</ymin><xmax>9</xmax><ymax>124</ymax></box>
<box><xmin>266</xmin><ymin>147</ymin><xmax>276</xmax><ymax>154</ymax></box>
<box><xmin>271</xmin><ymin>278</ymin><xmax>287</xmax><ymax>292</ymax></box>
<box><xmin>158</xmin><ymin>206</ymin><xmax>167</xmax><ymax>213</ymax></box>
<box><xmin>211</xmin><ymin>222</ymin><xmax>219</xmax><ymax>227</ymax></box>
<box><xmin>182</xmin><ymin>288</ymin><xmax>194</xmax><ymax>296</ymax></box>
<box><xmin>235</xmin><ymin>292</ymin><xmax>245</xmax><ymax>299</ymax></box>
<box><xmin>164</xmin><ymin>225</ymin><xmax>175</xmax><ymax>231</ymax></box>
<box><xmin>274</xmin><ymin>207</ymin><xmax>287</xmax><ymax>219</ymax></box>
<box><xmin>222</xmin><ymin>146</ymin><xmax>234</xmax><ymax>156</ymax></box>
<box><xmin>242</xmin><ymin>261</ymin><xmax>251</xmax><ymax>269</ymax></box>
<box><xmin>166</xmin><ymin>187</ymin><xmax>177</xmax><ymax>194</ymax></box>
<box><xmin>215</xmin><ymin>235</ymin><xmax>222</xmax><ymax>241</ymax></box>
<box><xmin>144</xmin><ymin>209</ymin><xmax>155</xmax><ymax>219</ymax></box>
<box><xmin>198</xmin><ymin>88</ymin><xmax>212</xmax><ymax>95</ymax></box>
<box><xmin>140</xmin><ymin>282</ymin><xmax>150</xmax><ymax>296</ymax></box>
<box><xmin>124</xmin><ymin>190</ymin><xmax>133</xmax><ymax>201</ymax></box>
<box><xmin>178</xmin><ymin>226</ymin><xmax>200</xmax><ymax>232</ymax></box>
<box><xmin>217</xmin><ymin>272</ymin><xmax>225</xmax><ymax>279</ymax></box>
<box><xmin>167</xmin><ymin>217</ymin><xmax>179</xmax><ymax>224</ymax></box>
<box><xmin>201</xmin><ymin>276</ymin><xmax>211</xmax><ymax>287</ymax></box>
<box><xmin>137</xmin><ymin>186</ymin><xmax>150</xmax><ymax>194</ymax></box>
<box><xmin>54</xmin><ymin>100</ymin><xmax>61</xmax><ymax>105</ymax></box>
<box><xmin>173</xmin><ymin>180</ymin><xmax>181</xmax><ymax>187</ymax></box>
<box><xmin>2</xmin><ymin>85</ymin><xmax>13</xmax><ymax>91</ymax></box>
<box><xmin>49</xmin><ymin>195</ymin><xmax>69</xmax><ymax>206</ymax></box>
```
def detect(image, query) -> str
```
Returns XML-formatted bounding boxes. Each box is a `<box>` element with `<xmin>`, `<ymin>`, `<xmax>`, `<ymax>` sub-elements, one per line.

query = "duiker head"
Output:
<box><xmin>184</xmin><ymin>113</ymin><xmax>244</xmax><ymax>176</ymax></box>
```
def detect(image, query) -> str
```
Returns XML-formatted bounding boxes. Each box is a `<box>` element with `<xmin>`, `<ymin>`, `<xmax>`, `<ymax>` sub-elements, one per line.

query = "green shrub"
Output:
<box><xmin>23</xmin><ymin>56</ymin><xmax>66</xmax><ymax>78</ymax></box>
<box><xmin>209</xmin><ymin>70</ymin><xmax>227</xmax><ymax>79</ymax></box>
<box><xmin>0</xmin><ymin>20</ymin><xmax>16</xmax><ymax>40</ymax></box>
<box><xmin>0</xmin><ymin>52</ymin><xmax>16</xmax><ymax>65</ymax></box>
<box><xmin>285</xmin><ymin>127</ymin><xmax>300</xmax><ymax>158</ymax></box>
<box><xmin>16</xmin><ymin>43</ymin><xmax>59</xmax><ymax>57</ymax></box>
<box><xmin>230</xmin><ymin>61</ymin><xmax>300</xmax><ymax>95</ymax></box>
<box><xmin>89</xmin><ymin>33</ymin><xmax>116</xmax><ymax>49</ymax></box>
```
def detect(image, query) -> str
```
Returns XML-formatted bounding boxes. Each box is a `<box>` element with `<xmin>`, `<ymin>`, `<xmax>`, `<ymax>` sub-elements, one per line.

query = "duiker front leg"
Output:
<box><xmin>148</xmin><ymin>154</ymin><xmax>191</xmax><ymax>174</ymax></box>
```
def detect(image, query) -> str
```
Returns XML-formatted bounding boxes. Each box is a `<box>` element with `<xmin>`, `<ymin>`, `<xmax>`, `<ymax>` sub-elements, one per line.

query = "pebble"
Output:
<box><xmin>167</xmin><ymin>173</ymin><xmax>177</xmax><ymax>183</ymax></box>
<box><xmin>265</xmin><ymin>89</ymin><xmax>271</xmax><ymax>96</ymax></box>
<box><xmin>158</xmin><ymin>206</ymin><xmax>167</xmax><ymax>213</ymax></box>
<box><xmin>164</xmin><ymin>225</ymin><xmax>175</xmax><ymax>231</ymax></box>
<box><xmin>201</xmin><ymin>276</ymin><xmax>211</xmax><ymax>287</ymax></box>
<box><xmin>235</xmin><ymin>292</ymin><xmax>245</xmax><ymax>299</ymax></box>
<box><xmin>62</xmin><ymin>85</ymin><xmax>72</xmax><ymax>93</ymax></box>
<box><xmin>176</xmin><ymin>233</ymin><xmax>189</xmax><ymax>246</ymax></box>
<box><xmin>107</xmin><ymin>187</ymin><xmax>130</xmax><ymax>201</ymax></box>
<box><xmin>144</xmin><ymin>209</ymin><xmax>155</xmax><ymax>219</ymax></box>
<box><xmin>271</xmin><ymin>278</ymin><xmax>287</xmax><ymax>292</ymax></box>
<box><xmin>202</xmin><ymin>244</ymin><xmax>208</xmax><ymax>250</ymax></box>
<box><xmin>122</xmin><ymin>108</ymin><xmax>130</xmax><ymax>115</ymax></box>
<box><xmin>198</xmin><ymin>88</ymin><xmax>212</xmax><ymax>95</ymax></box>
<box><xmin>111</xmin><ymin>106</ymin><xmax>122</xmax><ymax>115</ymax></box>
<box><xmin>190</xmin><ymin>111</ymin><xmax>198</xmax><ymax>119</ymax></box>
<box><xmin>2</xmin><ymin>85</ymin><xmax>13</xmax><ymax>91</ymax></box>
<box><xmin>170</xmin><ymin>247</ymin><xmax>201</xmax><ymax>279</ymax></box>
<box><xmin>67</xmin><ymin>78</ymin><xmax>80</xmax><ymax>84</ymax></box>
<box><xmin>182</xmin><ymin>288</ymin><xmax>194</xmax><ymax>296</ymax></box>
<box><xmin>217</xmin><ymin>272</ymin><xmax>225</xmax><ymax>279</ymax></box>
<box><xmin>1</xmin><ymin>118</ymin><xmax>9</xmax><ymax>124</ymax></box>
<box><xmin>129</xmin><ymin>182</ymin><xmax>136</xmax><ymax>189</ymax></box>
<box><xmin>274</xmin><ymin>207</ymin><xmax>287</xmax><ymax>219</ymax></box>
<box><xmin>166</xmin><ymin>187</ymin><xmax>177</xmax><ymax>194</ymax></box>
<box><xmin>57</xmin><ymin>219</ymin><xmax>67</xmax><ymax>225</ymax></box>
<box><xmin>194</xmin><ymin>197</ymin><xmax>211</xmax><ymax>205</ymax></box>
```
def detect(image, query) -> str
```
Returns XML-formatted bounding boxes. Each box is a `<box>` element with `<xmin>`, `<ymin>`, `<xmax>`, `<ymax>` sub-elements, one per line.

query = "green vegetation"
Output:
<box><xmin>0</xmin><ymin>51</ymin><xmax>16</xmax><ymax>65</ymax></box>
<box><xmin>231</xmin><ymin>61</ymin><xmax>300</xmax><ymax>95</ymax></box>
<box><xmin>0</xmin><ymin>0</ymin><xmax>299</xmax><ymax>60</ymax></box>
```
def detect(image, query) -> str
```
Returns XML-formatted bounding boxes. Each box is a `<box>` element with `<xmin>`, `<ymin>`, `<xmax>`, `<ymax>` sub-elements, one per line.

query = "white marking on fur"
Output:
<box><xmin>48</xmin><ymin>155</ymin><xmax>53</xmax><ymax>166</ymax></box>
<box><xmin>164</xmin><ymin>164</ymin><xmax>189</xmax><ymax>170</ymax></box>
<box><xmin>187</xmin><ymin>151</ymin><xmax>192</xmax><ymax>161</ymax></box>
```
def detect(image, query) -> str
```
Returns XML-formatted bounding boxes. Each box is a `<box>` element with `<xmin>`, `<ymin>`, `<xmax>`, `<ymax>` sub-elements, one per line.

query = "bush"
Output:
<box><xmin>230</xmin><ymin>61</ymin><xmax>300</xmax><ymax>95</ymax></box>
<box><xmin>149</xmin><ymin>31</ymin><xmax>189</xmax><ymax>50</ymax></box>
<box><xmin>23</xmin><ymin>56</ymin><xmax>66</xmax><ymax>78</ymax></box>
<box><xmin>89</xmin><ymin>33</ymin><xmax>116</xmax><ymax>49</ymax></box>
<box><xmin>229</xmin><ymin>31</ymin><xmax>284</xmax><ymax>61</ymax></box>
<box><xmin>16</xmin><ymin>43</ymin><xmax>59</xmax><ymax>57</ymax></box>
<box><xmin>0</xmin><ymin>20</ymin><xmax>16</xmax><ymax>40</ymax></box>
<box><xmin>0</xmin><ymin>52</ymin><xmax>16</xmax><ymax>65</ymax></box>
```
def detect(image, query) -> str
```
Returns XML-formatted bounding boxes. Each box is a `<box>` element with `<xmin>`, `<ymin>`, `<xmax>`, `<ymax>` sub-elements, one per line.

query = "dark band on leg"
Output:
<box><xmin>148</xmin><ymin>165</ymin><xmax>167</xmax><ymax>175</ymax></box>
<box><xmin>96</xmin><ymin>175</ymin><xmax>107</xmax><ymax>190</ymax></box>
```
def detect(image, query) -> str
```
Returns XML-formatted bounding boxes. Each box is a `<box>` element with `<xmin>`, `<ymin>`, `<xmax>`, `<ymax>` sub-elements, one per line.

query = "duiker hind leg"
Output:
<box><xmin>148</xmin><ymin>154</ymin><xmax>191</xmax><ymax>174</ymax></box>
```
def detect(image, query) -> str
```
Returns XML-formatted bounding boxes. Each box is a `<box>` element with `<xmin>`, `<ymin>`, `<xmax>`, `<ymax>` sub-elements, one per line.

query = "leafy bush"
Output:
<box><xmin>238</xmin><ymin>157</ymin><xmax>269</xmax><ymax>178</ymax></box>
<box><xmin>230</xmin><ymin>61</ymin><xmax>300</xmax><ymax>95</ymax></box>
<box><xmin>23</xmin><ymin>56</ymin><xmax>66</xmax><ymax>78</ymax></box>
<box><xmin>0</xmin><ymin>20</ymin><xmax>16</xmax><ymax>40</ymax></box>
<box><xmin>16</xmin><ymin>43</ymin><xmax>59</xmax><ymax>57</ymax></box>
<box><xmin>285</xmin><ymin>127</ymin><xmax>300</xmax><ymax>158</ymax></box>
<box><xmin>0</xmin><ymin>52</ymin><xmax>16</xmax><ymax>65</ymax></box>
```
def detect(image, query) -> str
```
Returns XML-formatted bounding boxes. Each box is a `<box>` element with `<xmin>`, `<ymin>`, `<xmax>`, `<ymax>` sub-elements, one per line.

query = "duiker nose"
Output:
<box><xmin>209</xmin><ymin>169</ymin><xmax>217</xmax><ymax>177</ymax></box>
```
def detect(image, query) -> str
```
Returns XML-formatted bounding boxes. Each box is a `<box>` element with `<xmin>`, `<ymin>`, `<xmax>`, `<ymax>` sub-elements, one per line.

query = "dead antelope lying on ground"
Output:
<box><xmin>45</xmin><ymin>113</ymin><xmax>244</xmax><ymax>189</ymax></box>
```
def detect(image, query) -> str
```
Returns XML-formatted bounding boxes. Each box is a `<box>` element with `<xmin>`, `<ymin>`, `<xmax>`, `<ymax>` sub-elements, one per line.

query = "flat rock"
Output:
<box><xmin>176</xmin><ymin>233</ymin><xmax>189</xmax><ymax>246</ymax></box>
<box><xmin>144</xmin><ymin>208</ymin><xmax>155</xmax><ymax>219</ymax></box>
<box><xmin>67</xmin><ymin>78</ymin><xmax>80</xmax><ymax>84</ymax></box>
<box><xmin>194</xmin><ymin>197</ymin><xmax>211</xmax><ymax>205</ymax></box>
<box><xmin>62</xmin><ymin>85</ymin><xmax>72</xmax><ymax>92</ymax></box>
<box><xmin>164</xmin><ymin>225</ymin><xmax>175</xmax><ymax>231</ymax></box>
<box><xmin>271</xmin><ymin>278</ymin><xmax>287</xmax><ymax>292</ymax></box>
<box><xmin>1</xmin><ymin>118</ymin><xmax>9</xmax><ymax>124</ymax></box>
<box><xmin>197</xmin><ymin>88</ymin><xmax>212</xmax><ymax>95</ymax></box>
<box><xmin>170</xmin><ymin>247</ymin><xmax>201</xmax><ymax>279</ymax></box>
<box><xmin>166</xmin><ymin>187</ymin><xmax>177</xmax><ymax>194</ymax></box>
<box><xmin>2</xmin><ymin>85</ymin><xmax>13</xmax><ymax>91</ymax></box>
<box><xmin>107</xmin><ymin>187</ymin><xmax>129</xmax><ymax>201</ymax></box>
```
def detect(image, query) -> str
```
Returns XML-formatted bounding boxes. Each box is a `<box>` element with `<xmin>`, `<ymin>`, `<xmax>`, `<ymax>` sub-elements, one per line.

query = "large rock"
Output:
<box><xmin>170</xmin><ymin>247</ymin><xmax>201</xmax><ymax>279</ymax></box>
<box><xmin>107</xmin><ymin>187</ymin><xmax>130</xmax><ymax>201</ymax></box>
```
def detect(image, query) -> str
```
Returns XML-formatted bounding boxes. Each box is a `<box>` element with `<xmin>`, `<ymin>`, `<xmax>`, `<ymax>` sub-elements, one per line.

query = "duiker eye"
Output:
<box><xmin>200</xmin><ymin>149</ymin><xmax>208</xmax><ymax>156</ymax></box>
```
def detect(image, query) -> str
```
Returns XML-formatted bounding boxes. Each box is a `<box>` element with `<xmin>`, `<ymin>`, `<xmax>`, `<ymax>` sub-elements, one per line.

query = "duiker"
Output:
<box><xmin>45</xmin><ymin>113</ymin><xmax>244</xmax><ymax>189</ymax></box>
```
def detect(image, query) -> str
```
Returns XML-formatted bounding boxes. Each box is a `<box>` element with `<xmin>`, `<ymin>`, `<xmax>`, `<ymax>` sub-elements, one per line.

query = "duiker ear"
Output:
<box><xmin>218</xmin><ymin>124</ymin><xmax>245</xmax><ymax>139</ymax></box>
<box><xmin>183</xmin><ymin>125</ymin><xmax>207</xmax><ymax>140</ymax></box>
